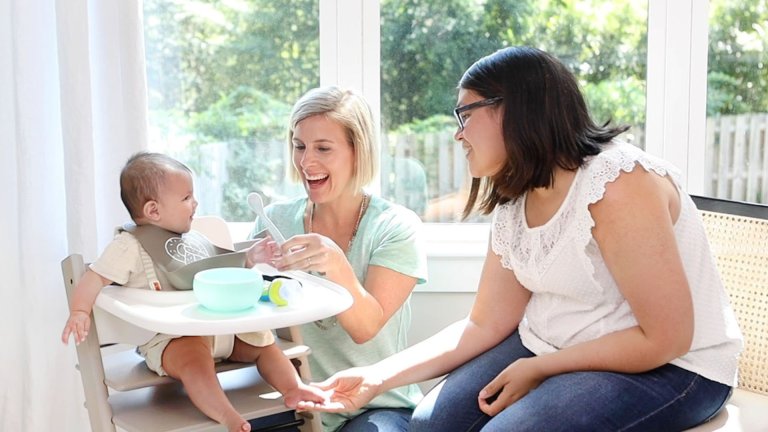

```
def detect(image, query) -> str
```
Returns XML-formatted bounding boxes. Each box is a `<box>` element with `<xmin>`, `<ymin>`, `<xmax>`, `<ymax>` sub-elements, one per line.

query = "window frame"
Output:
<box><xmin>319</xmin><ymin>0</ymin><xmax>712</xmax><ymax>258</ymax></box>
<box><xmin>145</xmin><ymin>1</ymin><xmax>717</xmax><ymax>284</ymax></box>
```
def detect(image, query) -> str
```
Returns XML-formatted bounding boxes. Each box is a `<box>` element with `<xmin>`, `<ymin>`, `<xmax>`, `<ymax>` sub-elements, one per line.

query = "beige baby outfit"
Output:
<box><xmin>90</xmin><ymin>225</ymin><xmax>274</xmax><ymax>376</ymax></box>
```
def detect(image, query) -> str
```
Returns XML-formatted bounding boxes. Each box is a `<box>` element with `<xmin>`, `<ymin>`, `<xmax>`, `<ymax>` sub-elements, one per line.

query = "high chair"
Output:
<box><xmin>685</xmin><ymin>195</ymin><xmax>768</xmax><ymax>432</ymax></box>
<box><xmin>62</xmin><ymin>216</ymin><xmax>332</xmax><ymax>432</ymax></box>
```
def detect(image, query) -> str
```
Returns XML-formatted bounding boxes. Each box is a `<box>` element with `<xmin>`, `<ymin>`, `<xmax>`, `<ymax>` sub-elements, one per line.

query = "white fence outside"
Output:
<box><xmin>705</xmin><ymin>114</ymin><xmax>768</xmax><ymax>203</ymax></box>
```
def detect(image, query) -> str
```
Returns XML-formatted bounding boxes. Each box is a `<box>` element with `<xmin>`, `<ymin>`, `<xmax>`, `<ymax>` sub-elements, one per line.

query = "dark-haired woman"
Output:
<box><xmin>296</xmin><ymin>46</ymin><xmax>742</xmax><ymax>431</ymax></box>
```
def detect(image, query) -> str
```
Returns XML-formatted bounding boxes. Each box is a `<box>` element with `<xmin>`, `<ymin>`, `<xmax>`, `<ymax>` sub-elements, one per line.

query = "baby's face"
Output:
<box><xmin>155</xmin><ymin>170</ymin><xmax>197</xmax><ymax>234</ymax></box>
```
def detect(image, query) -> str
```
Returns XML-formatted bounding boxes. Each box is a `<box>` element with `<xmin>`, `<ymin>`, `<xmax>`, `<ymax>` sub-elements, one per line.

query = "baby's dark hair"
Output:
<box><xmin>120</xmin><ymin>152</ymin><xmax>192</xmax><ymax>221</ymax></box>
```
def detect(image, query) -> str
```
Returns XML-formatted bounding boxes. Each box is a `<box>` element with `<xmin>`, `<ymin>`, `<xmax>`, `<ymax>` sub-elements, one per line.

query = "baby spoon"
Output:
<box><xmin>247</xmin><ymin>192</ymin><xmax>286</xmax><ymax>245</ymax></box>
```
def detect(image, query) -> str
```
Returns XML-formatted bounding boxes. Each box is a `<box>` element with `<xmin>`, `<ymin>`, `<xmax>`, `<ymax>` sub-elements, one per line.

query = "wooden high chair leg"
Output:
<box><xmin>62</xmin><ymin>254</ymin><xmax>117</xmax><ymax>432</ymax></box>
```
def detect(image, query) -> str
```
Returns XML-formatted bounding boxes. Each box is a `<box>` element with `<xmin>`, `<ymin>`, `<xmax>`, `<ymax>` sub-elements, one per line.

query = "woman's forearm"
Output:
<box><xmin>325</xmin><ymin>261</ymin><xmax>384</xmax><ymax>342</ymax></box>
<box><xmin>374</xmin><ymin>318</ymin><xmax>508</xmax><ymax>392</ymax></box>
<box><xmin>531</xmin><ymin>325</ymin><xmax>689</xmax><ymax>381</ymax></box>
<box><xmin>327</xmin><ymin>261</ymin><xmax>419</xmax><ymax>344</ymax></box>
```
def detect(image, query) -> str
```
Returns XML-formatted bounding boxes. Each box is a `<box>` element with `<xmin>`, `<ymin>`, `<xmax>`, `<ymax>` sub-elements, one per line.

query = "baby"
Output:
<box><xmin>61</xmin><ymin>151</ymin><xmax>326</xmax><ymax>432</ymax></box>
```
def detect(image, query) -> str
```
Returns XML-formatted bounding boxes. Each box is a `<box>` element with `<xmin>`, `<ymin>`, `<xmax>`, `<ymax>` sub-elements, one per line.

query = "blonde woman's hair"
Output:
<box><xmin>288</xmin><ymin>86</ymin><xmax>379</xmax><ymax>192</ymax></box>
<box><xmin>120</xmin><ymin>151</ymin><xmax>192</xmax><ymax>221</ymax></box>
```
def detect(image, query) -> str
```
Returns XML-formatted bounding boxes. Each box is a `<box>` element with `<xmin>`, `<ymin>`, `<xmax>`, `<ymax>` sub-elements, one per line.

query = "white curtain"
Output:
<box><xmin>0</xmin><ymin>0</ymin><xmax>148</xmax><ymax>430</ymax></box>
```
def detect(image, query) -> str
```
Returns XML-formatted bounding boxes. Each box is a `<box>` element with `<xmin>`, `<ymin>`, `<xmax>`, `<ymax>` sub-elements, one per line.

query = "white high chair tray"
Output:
<box><xmin>94</xmin><ymin>264</ymin><xmax>352</xmax><ymax>336</ymax></box>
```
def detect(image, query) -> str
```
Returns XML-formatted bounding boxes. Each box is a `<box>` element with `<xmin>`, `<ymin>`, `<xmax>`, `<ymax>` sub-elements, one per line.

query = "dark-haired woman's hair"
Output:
<box><xmin>459</xmin><ymin>46</ymin><xmax>629</xmax><ymax>219</ymax></box>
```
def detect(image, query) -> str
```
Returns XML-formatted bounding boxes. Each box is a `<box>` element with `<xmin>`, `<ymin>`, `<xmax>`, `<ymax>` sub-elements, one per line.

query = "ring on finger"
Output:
<box><xmin>306</xmin><ymin>257</ymin><xmax>312</xmax><ymax>267</ymax></box>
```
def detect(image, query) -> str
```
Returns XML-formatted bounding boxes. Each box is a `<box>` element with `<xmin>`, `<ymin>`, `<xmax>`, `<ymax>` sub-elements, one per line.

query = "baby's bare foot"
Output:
<box><xmin>224</xmin><ymin>416</ymin><xmax>250</xmax><ymax>432</ymax></box>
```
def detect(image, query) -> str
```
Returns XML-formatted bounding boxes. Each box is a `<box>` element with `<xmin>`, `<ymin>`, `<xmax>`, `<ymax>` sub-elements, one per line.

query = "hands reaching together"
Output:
<box><xmin>244</xmin><ymin>237</ymin><xmax>281</xmax><ymax>268</ymax></box>
<box><xmin>246</xmin><ymin>233</ymin><xmax>347</xmax><ymax>276</ymax></box>
<box><xmin>273</xmin><ymin>233</ymin><xmax>346</xmax><ymax>275</ymax></box>
<box><xmin>291</xmin><ymin>358</ymin><xmax>548</xmax><ymax>418</ymax></box>
<box><xmin>294</xmin><ymin>366</ymin><xmax>384</xmax><ymax>413</ymax></box>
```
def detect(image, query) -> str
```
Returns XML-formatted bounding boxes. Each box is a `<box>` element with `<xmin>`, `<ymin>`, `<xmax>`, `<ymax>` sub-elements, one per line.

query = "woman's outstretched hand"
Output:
<box><xmin>295</xmin><ymin>367</ymin><xmax>383</xmax><ymax>413</ymax></box>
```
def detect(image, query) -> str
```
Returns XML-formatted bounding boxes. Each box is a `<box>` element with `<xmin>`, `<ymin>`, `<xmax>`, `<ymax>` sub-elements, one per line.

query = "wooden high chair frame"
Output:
<box><xmin>63</xmin><ymin>216</ymin><xmax>324</xmax><ymax>432</ymax></box>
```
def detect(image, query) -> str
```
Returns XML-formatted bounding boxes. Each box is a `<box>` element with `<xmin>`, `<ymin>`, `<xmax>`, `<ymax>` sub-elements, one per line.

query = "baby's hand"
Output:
<box><xmin>245</xmin><ymin>237</ymin><xmax>281</xmax><ymax>268</ymax></box>
<box><xmin>61</xmin><ymin>311</ymin><xmax>91</xmax><ymax>345</ymax></box>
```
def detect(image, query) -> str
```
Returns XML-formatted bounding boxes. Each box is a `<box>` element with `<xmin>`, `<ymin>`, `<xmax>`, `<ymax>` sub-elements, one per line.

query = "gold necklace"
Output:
<box><xmin>308</xmin><ymin>193</ymin><xmax>370</xmax><ymax>251</ymax></box>
<box><xmin>309</xmin><ymin>193</ymin><xmax>370</xmax><ymax>331</ymax></box>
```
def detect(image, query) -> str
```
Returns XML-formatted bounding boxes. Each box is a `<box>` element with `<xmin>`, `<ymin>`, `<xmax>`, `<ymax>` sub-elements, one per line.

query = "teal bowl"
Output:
<box><xmin>193</xmin><ymin>267</ymin><xmax>263</xmax><ymax>312</ymax></box>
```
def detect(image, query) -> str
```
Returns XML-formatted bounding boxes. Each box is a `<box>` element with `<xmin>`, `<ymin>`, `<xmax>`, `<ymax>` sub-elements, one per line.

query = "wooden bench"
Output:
<box><xmin>685</xmin><ymin>195</ymin><xmax>768</xmax><ymax>431</ymax></box>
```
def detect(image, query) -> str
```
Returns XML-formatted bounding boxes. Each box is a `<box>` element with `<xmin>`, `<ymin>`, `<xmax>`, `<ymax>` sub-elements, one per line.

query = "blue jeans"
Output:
<box><xmin>410</xmin><ymin>331</ymin><xmax>732</xmax><ymax>432</ymax></box>
<box><xmin>338</xmin><ymin>408</ymin><xmax>413</xmax><ymax>432</ymax></box>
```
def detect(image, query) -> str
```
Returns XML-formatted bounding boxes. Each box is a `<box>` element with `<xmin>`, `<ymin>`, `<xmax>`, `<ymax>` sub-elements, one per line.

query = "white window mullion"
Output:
<box><xmin>318</xmin><ymin>0</ymin><xmax>339</xmax><ymax>88</ymax></box>
<box><xmin>646</xmin><ymin>0</ymin><xmax>709</xmax><ymax>191</ymax></box>
<box><xmin>687</xmin><ymin>1</ymin><xmax>710</xmax><ymax>195</ymax></box>
<box><xmin>319</xmin><ymin>0</ymin><xmax>379</xmax><ymax>104</ymax></box>
<box><xmin>319</xmin><ymin>0</ymin><xmax>381</xmax><ymax>191</ymax></box>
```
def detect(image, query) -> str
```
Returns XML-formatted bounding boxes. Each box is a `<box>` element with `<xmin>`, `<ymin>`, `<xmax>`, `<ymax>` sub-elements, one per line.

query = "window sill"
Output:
<box><xmin>422</xmin><ymin>223</ymin><xmax>489</xmax><ymax>258</ymax></box>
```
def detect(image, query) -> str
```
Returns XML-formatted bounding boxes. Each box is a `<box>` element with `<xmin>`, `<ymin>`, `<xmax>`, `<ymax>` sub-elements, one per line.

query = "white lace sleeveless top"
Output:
<box><xmin>491</xmin><ymin>141</ymin><xmax>742</xmax><ymax>386</ymax></box>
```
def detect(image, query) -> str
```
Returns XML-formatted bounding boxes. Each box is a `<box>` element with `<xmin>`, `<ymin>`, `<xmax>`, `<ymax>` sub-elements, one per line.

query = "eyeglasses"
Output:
<box><xmin>453</xmin><ymin>96</ymin><xmax>503</xmax><ymax>131</ymax></box>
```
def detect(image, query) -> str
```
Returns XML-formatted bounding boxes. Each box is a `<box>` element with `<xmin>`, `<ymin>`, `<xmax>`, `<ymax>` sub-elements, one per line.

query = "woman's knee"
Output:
<box><xmin>410</xmin><ymin>379</ymin><xmax>489</xmax><ymax>432</ymax></box>
<box><xmin>410</xmin><ymin>332</ymin><xmax>534</xmax><ymax>431</ymax></box>
<box><xmin>339</xmin><ymin>408</ymin><xmax>412</xmax><ymax>432</ymax></box>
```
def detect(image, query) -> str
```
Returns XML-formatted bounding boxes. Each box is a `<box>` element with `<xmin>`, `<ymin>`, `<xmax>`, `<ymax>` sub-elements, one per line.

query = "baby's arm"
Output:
<box><xmin>61</xmin><ymin>269</ymin><xmax>113</xmax><ymax>345</ymax></box>
<box><xmin>244</xmin><ymin>237</ymin><xmax>279</xmax><ymax>268</ymax></box>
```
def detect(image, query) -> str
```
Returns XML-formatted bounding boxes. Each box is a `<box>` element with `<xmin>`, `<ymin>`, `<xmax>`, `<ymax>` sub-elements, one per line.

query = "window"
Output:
<box><xmin>145</xmin><ymin>1</ymin><xmax>746</xmax><ymax>227</ymax></box>
<box><xmin>379</xmin><ymin>0</ymin><xmax>648</xmax><ymax>222</ymax></box>
<box><xmin>705</xmin><ymin>1</ymin><xmax>768</xmax><ymax>204</ymax></box>
<box><xmin>144</xmin><ymin>0</ymin><xmax>319</xmax><ymax>221</ymax></box>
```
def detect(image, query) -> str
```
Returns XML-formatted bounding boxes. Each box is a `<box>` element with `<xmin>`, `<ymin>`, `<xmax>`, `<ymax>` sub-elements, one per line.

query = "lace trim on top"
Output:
<box><xmin>492</xmin><ymin>172</ymin><xmax>580</xmax><ymax>276</ymax></box>
<box><xmin>492</xmin><ymin>142</ymin><xmax>682</xmax><ymax>281</ymax></box>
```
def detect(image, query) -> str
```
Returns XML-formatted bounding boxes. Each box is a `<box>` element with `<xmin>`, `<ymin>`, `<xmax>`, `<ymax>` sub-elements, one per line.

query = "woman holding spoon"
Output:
<box><xmin>249</xmin><ymin>86</ymin><xmax>428</xmax><ymax>432</ymax></box>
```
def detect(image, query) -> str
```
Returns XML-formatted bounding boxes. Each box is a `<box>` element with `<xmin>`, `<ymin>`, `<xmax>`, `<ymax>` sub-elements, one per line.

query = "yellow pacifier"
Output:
<box><xmin>261</xmin><ymin>278</ymin><xmax>302</xmax><ymax>306</ymax></box>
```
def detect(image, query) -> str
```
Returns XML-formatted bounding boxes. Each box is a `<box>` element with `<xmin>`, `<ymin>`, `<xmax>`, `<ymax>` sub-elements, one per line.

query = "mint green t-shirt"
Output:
<box><xmin>252</xmin><ymin>195</ymin><xmax>428</xmax><ymax>431</ymax></box>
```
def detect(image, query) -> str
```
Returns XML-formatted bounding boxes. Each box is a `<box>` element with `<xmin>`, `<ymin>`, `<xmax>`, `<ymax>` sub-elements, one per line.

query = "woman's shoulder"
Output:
<box><xmin>264</xmin><ymin>195</ymin><xmax>306</xmax><ymax>217</ymax></box>
<box><xmin>586</xmin><ymin>141</ymin><xmax>679</xmax><ymax>176</ymax></box>
<box><xmin>366</xmin><ymin>195</ymin><xmax>422</xmax><ymax>228</ymax></box>
<box><xmin>579</xmin><ymin>140</ymin><xmax>682</xmax><ymax>203</ymax></box>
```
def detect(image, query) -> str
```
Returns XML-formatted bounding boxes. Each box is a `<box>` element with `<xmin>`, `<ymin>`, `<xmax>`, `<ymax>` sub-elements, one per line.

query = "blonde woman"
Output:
<box><xmin>250</xmin><ymin>87</ymin><xmax>428</xmax><ymax>431</ymax></box>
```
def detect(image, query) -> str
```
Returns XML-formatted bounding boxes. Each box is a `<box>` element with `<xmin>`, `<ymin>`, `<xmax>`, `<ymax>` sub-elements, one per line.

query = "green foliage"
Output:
<box><xmin>382</xmin><ymin>0</ymin><xmax>649</xmax><ymax>132</ymax></box>
<box><xmin>582</xmin><ymin>77</ymin><xmax>646</xmax><ymax>126</ymax></box>
<box><xmin>380</xmin><ymin>0</ymin><xmax>498</xmax><ymax>129</ymax></box>
<box><xmin>220</xmin><ymin>141</ymin><xmax>272</xmax><ymax>222</ymax></box>
<box><xmin>393</xmin><ymin>115</ymin><xmax>455</xmax><ymax>134</ymax></box>
<box><xmin>189</xmin><ymin>87</ymin><xmax>291</xmax><ymax>142</ymax></box>
<box><xmin>144</xmin><ymin>0</ymin><xmax>319</xmax><ymax>114</ymax></box>
<box><xmin>145</xmin><ymin>0</ymin><xmax>318</xmax><ymax>220</ymax></box>
<box><xmin>707</xmin><ymin>1</ymin><xmax>768</xmax><ymax>115</ymax></box>
<box><xmin>144</xmin><ymin>0</ymin><xmax>768</xmax><ymax>218</ymax></box>
<box><xmin>524</xmin><ymin>0</ymin><xmax>647</xmax><ymax>83</ymax></box>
